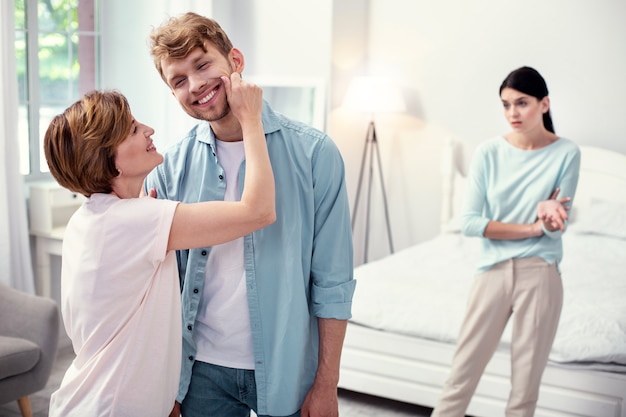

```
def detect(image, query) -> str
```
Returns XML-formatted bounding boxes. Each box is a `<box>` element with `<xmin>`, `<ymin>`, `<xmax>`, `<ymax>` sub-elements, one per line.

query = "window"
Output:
<box><xmin>15</xmin><ymin>0</ymin><xmax>100</xmax><ymax>179</ymax></box>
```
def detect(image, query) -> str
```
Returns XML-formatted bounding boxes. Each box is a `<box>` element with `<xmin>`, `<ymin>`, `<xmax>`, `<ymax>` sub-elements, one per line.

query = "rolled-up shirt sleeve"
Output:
<box><xmin>309</xmin><ymin>136</ymin><xmax>356</xmax><ymax>319</ymax></box>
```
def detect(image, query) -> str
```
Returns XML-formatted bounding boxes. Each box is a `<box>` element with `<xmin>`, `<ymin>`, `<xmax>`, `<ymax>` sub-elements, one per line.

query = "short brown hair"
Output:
<box><xmin>149</xmin><ymin>12</ymin><xmax>234</xmax><ymax>83</ymax></box>
<box><xmin>44</xmin><ymin>90</ymin><xmax>133</xmax><ymax>197</ymax></box>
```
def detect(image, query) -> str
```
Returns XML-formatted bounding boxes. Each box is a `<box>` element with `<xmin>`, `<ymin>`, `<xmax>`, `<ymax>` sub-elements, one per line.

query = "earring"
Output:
<box><xmin>116</xmin><ymin>168</ymin><xmax>122</xmax><ymax>176</ymax></box>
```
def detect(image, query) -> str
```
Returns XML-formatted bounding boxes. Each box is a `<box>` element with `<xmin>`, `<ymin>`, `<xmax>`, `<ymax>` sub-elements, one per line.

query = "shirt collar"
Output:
<box><xmin>197</xmin><ymin>99</ymin><xmax>281</xmax><ymax>147</ymax></box>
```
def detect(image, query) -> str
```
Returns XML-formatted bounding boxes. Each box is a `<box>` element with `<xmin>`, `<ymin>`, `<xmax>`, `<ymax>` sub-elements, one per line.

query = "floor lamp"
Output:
<box><xmin>343</xmin><ymin>76</ymin><xmax>406</xmax><ymax>263</ymax></box>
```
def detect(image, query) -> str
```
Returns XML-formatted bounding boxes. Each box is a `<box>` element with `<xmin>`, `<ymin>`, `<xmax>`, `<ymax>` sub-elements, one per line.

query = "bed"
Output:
<box><xmin>338</xmin><ymin>139</ymin><xmax>626</xmax><ymax>417</ymax></box>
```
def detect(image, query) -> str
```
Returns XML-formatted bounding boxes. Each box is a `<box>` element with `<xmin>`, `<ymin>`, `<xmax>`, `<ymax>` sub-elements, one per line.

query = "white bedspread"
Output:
<box><xmin>350</xmin><ymin>228</ymin><xmax>626</xmax><ymax>368</ymax></box>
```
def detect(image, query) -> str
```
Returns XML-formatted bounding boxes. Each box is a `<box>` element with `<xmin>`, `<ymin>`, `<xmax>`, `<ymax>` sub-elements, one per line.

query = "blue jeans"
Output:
<box><xmin>181</xmin><ymin>361</ymin><xmax>301</xmax><ymax>417</ymax></box>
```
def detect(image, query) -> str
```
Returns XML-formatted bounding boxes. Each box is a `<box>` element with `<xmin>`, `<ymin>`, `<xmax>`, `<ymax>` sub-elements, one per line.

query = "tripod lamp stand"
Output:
<box><xmin>343</xmin><ymin>76</ymin><xmax>405</xmax><ymax>263</ymax></box>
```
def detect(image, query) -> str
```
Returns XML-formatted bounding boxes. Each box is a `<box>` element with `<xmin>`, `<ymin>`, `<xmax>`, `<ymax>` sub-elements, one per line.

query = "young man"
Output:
<box><xmin>145</xmin><ymin>12</ymin><xmax>355</xmax><ymax>417</ymax></box>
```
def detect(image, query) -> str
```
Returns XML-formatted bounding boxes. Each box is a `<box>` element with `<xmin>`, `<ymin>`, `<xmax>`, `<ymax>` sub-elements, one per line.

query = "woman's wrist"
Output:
<box><xmin>530</xmin><ymin>220</ymin><xmax>544</xmax><ymax>238</ymax></box>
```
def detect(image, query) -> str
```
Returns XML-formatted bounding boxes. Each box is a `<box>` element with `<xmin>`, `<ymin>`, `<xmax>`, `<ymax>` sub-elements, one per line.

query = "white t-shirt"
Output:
<box><xmin>49</xmin><ymin>193</ymin><xmax>181</xmax><ymax>417</ymax></box>
<box><xmin>193</xmin><ymin>139</ymin><xmax>255</xmax><ymax>369</ymax></box>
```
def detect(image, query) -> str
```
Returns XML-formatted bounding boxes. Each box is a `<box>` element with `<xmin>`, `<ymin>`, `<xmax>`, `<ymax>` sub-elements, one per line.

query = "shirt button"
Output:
<box><xmin>188</xmin><ymin>356</ymin><xmax>194</xmax><ymax>361</ymax></box>
<box><xmin>201</xmin><ymin>250</ymin><xmax>207</xmax><ymax>256</ymax></box>
<box><xmin>187</xmin><ymin>325</ymin><xmax>193</xmax><ymax>331</ymax></box>
<box><xmin>193</xmin><ymin>288</ymin><xmax>199</xmax><ymax>294</ymax></box>
<box><xmin>218</xmin><ymin>175</ymin><xmax>224</xmax><ymax>180</ymax></box>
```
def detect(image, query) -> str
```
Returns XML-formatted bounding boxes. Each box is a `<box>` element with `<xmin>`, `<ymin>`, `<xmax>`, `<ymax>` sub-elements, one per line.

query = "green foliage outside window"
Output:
<box><xmin>15</xmin><ymin>0</ymin><xmax>84</xmax><ymax>105</ymax></box>
<box><xmin>15</xmin><ymin>0</ymin><xmax>98</xmax><ymax>176</ymax></box>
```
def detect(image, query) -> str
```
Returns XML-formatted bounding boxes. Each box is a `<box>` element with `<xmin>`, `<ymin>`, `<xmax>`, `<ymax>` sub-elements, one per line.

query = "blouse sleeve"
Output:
<box><xmin>461</xmin><ymin>147</ymin><xmax>490</xmax><ymax>237</ymax></box>
<box><xmin>542</xmin><ymin>144</ymin><xmax>581</xmax><ymax>239</ymax></box>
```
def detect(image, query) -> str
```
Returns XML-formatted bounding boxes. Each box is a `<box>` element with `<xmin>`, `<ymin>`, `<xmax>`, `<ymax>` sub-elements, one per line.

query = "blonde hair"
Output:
<box><xmin>149</xmin><ymin>12</ymin><xmax>234</xmax><ymax>83</ymax></box>
<box><xmin>44</xmin><ymin>90</ymin><xmax>133</xmax><ymax>197</ymax></box>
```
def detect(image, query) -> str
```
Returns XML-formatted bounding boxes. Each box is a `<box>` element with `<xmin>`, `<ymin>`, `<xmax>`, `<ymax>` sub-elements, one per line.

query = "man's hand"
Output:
<box><xmin>168</xmin><ymin>401</ymin><xmax>181</xmax><ymax>417</ymax></box>
<box><xmin>300</xmin><ymin>381</ymin><xmax>339</xmax><ymax>417</ymax></box>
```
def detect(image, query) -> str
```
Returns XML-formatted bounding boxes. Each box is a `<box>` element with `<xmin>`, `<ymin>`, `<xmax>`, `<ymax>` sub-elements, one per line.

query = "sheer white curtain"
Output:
<box><xmin>0</xmin><ymin>2</ymin><xmax>35</xmax><ymax>293</ymax></box>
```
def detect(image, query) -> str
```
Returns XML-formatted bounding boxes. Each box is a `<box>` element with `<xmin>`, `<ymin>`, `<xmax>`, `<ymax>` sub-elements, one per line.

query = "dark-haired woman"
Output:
<box><xmin>431</xmin><ymin>66</ymin><xmax>580</xmax><ymax>417</ymax></box>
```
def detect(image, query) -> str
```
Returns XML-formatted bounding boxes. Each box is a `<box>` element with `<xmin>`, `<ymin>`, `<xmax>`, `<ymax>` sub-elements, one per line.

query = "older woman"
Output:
<box><xmin>46</xmin><ymin>73</ymin><xmax>275</xmax><ymax>417</ymax></box>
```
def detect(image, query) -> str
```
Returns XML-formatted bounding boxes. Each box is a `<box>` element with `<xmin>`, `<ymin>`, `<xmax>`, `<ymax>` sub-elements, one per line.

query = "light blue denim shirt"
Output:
<box><xmin>144</xmin><ymin>101</ymin><xmax>355</xmax><ymax>416</ymax></box>
<box><xmin>461</xmin><ymin>136</ymin><xmax>581</xmax><ymax>273</ymax></box>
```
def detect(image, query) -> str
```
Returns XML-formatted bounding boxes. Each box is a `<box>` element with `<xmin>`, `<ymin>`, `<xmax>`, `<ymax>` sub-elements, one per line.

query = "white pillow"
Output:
<box><xmin>570</xmin><ymin>199</ymin><xmax>626</xmax><ymax>239</ymax></box>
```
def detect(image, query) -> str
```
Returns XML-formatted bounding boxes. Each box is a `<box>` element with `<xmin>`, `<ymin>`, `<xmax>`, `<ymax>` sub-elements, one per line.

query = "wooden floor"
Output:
<box><xmin>0</xmin><ymin>334</ymin><xmax>432</xmax><ymax>417</ymax></box>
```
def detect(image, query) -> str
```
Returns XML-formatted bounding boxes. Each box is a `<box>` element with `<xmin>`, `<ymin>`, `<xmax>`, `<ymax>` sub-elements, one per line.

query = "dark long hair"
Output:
<box><xmin>499</xmin><ymin>66</ymin><xmax>554</xmax><ymax>133</ymax></box>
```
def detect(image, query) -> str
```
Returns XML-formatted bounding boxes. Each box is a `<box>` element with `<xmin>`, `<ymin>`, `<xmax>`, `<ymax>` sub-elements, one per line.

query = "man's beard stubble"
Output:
<box><xmin>188</xmin><ymin>99</ymin><xmax>231</xmax><ymax>123</ymax></box>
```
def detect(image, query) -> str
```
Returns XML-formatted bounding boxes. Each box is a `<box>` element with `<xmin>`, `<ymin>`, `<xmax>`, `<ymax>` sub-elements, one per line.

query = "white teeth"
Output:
<box><xmin>198</xmin><ymin>88</ymin><xmax>217</xmax><ymax>104</ymax></box>
<box><xmin>146</xmin><ymin>144</ymin><xmax>155</xmax><ymax>151</ymax></box>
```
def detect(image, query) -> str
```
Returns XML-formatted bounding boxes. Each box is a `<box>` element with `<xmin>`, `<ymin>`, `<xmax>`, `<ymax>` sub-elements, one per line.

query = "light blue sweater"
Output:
<box><xmin>461</xmin><ymin>136</ymin><xmax>581</xmax><ymax>273</ymax></box>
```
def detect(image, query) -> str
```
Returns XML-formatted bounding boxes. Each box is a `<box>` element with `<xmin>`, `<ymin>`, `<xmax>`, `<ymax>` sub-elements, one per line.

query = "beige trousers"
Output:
<box><xmin>431</xmin><ymin>257</ymin><xmax>563</xmax><ymax>417</ymax></box>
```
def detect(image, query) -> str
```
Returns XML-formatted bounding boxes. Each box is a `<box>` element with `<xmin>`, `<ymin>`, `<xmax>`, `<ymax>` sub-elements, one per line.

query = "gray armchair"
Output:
<box><xmin>0</xmin><ymin>283</ymin><xmax>59</xmax><ymax>417</ymax></box>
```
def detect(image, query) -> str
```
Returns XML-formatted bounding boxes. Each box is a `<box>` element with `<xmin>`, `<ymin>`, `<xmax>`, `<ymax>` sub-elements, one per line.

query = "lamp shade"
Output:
<box><xmin>342</xmin><ymin>76</ymin><xmax>406</xmax><ymax>114</ymax></box>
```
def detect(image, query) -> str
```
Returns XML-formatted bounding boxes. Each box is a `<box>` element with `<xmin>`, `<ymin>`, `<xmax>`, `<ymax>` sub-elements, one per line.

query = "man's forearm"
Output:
<box><xmin>315</xmin><ymin>318</ymin><xmax>348</xmax><ymax>385</ymax></box>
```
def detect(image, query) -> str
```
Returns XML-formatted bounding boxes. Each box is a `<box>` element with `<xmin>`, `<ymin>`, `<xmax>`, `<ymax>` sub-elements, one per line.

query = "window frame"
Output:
<box><xmin>17</xmin><ymin>0</ymin><xmax>101</xmax><ymax>182</ymax></box>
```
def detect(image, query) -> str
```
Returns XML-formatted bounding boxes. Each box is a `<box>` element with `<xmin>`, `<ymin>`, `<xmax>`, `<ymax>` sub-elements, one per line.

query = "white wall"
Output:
<box><xmin>370</xmin><ymin>0</ymin><xmax>626</xmax><ymax>151</ymax></box>
<box><xmin>99</xmin><ymin>0</ymin><xmax>626</xmax><ymax>267</ymax></box>
<box><xmin>100</xmin><ymin>0</ymin><xmax>332</xmax><ymax>152</ymax></box>
<box><xmin>213</xmin><ymin>0</ymin><xmax>332</xmax><ymax>81</ymax></box>
<box><xmin>331</xmin><ymin>0</ymin><xmax>626</xmax><ymax>264</ymax></box>
<box><xmin>100</xmin><ymin>0</ymin><xmax>213</xmax><ymax>152</ymax></box>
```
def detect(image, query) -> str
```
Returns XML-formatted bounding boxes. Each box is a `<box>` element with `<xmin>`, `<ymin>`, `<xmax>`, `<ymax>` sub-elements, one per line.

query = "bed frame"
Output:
<box><xmin>339</xmin><ymin>139</ymin><xmax>626</xmax><ymax>417</ymax></box>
